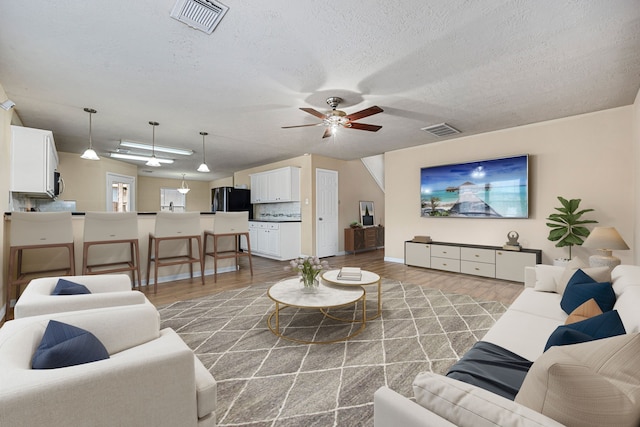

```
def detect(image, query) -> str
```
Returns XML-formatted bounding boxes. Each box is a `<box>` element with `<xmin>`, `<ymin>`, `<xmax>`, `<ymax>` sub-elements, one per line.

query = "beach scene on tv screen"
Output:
<box><xmin>420</xmin><ymin>155</ymin><xmax>528</xmax><ymax>218</ymax></box>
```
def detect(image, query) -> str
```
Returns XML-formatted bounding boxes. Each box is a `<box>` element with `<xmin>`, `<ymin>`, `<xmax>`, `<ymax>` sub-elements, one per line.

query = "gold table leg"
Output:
<box><xmin>267</xmin><ymin>294</ymin><xmax>366</xmax><ymax>345</ymax></box>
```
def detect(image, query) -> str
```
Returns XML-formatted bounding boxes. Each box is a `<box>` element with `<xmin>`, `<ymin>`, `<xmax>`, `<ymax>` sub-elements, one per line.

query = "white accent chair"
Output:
<box><xmin>0</xmin><ymin>303</ymin><xmax>217</xmax><ymax>426</ymax></box>
<box><xmin>13</xmin><ymin>274</ymin><xmax>146</xmax><ymax>319</ymax></box>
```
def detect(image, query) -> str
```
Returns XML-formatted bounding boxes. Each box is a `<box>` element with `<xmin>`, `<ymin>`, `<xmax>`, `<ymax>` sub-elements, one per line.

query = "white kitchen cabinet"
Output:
<box><xmin>248</xmin><ymin>221</ymin><xmax>300</xmax><ymax>260</ymax></box>
<box><xmin>10</xmin><ymin>126</ymin><xmax>59</xmax><ymax>198</ymax></box>
<box><xmin>250</xmin><ymin>173</ymin><xmax>269</xmax><ymax>203</ymax></box>
<box><xmin>242</xmin><ymin>222</ymin><xmax>259</xmax><ymax>251</ymax></box>
<box><xmin>249</xmin><ymin>166</ymin><xmax>300</xmax><ymax>203</ymax></box>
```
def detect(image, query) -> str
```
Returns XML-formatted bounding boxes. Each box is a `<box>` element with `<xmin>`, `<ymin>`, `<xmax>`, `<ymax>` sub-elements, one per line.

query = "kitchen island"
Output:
<box><xmin>3</xmin><ymin>212</ymin><xmax>242</xmax><ymax>290</ymax></box>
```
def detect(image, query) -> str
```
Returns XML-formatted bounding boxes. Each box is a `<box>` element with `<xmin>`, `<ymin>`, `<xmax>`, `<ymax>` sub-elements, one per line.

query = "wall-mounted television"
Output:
<box><xmin>420</xmin><ymin>154</ymin><xmax>529</xmax><ymax>218</ymax></box>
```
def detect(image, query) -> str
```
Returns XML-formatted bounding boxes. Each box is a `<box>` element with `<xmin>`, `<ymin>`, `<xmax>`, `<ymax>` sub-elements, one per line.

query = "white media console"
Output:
<box><xmin>404</xmin><ymin>240</ymin><xmax>542</xmax><ymax>283</ymax></box>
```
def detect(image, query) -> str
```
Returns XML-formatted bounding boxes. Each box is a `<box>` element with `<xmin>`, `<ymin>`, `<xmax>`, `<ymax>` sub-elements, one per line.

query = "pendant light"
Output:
<box><xmin>177</xmin><ymin>173</ymin><xmax>190</xmax><ymax>194</ymax></box>
<box><xmin>80</xmin><ymin>108</ymin><xmax>100</xmax><ymax>160</ymax></box>
<box><xmin>197</xmin><ymin>131</ymin><xmax>210</xmax><ymax>172</ymax></box>
<box><xmin>146</xmin><ymin>121</ymin><xmax>161</xmax><ymax>167</ymax></box>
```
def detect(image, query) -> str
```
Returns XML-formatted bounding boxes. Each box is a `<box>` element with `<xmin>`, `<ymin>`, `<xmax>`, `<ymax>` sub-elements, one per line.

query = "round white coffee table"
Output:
<box><xmin>321</xmin><ymin>269</ymin><xmax>382</xmax><ymax>320</ymax></box>
<box><xmin>267</xmin><ymin>277</ymin><xmax>366</xmax><ymax>344</ymax></box>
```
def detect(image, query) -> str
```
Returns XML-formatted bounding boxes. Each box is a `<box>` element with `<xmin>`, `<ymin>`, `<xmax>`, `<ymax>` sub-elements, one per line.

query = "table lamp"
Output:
<box><xmin>582</xmin><ymin>226</ymin><xmax>629</xmax><ymax>268</ymax></box>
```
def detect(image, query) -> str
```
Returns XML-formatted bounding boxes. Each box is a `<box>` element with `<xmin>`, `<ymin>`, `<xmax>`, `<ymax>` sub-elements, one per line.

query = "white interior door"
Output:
<box><xmin>316</xmin><ymin>168</ymin><xmax>338</xmax><ymax>258</ymax></box>
<box><xmin>106</xmin><ymin>172</ymin><xmax>136</xmax><ymax>212</ymax></box>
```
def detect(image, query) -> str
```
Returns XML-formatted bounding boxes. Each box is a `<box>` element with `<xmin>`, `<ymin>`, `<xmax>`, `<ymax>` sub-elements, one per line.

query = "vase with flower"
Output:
<box><xmin>285</xmin><ymin>256</ymin><xmax>329</xmax><ymax>292</ymax></box>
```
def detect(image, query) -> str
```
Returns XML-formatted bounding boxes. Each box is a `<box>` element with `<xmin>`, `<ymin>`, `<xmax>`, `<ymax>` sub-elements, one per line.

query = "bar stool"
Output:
<box><xmin>82</xmin><ymin>212</ymin><xmax>141</xmax><ymax>289</ymax></box>
<box><xmin>6</xmin><ymin>211</ymin><xmax>75</xmax><ymax>319</ymax></box>
<box><xmin>204</xmin><ymin>211</ymin><xmax>253</xmax><ymax>283</ymax></box>
<box><xmin>147</xmin><ymin>212</ymin><xmax>204</xmax><ymax>294</ymax></box>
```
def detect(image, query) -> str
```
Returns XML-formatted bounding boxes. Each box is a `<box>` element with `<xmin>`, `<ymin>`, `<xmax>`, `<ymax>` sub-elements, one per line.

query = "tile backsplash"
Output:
<box><xmin>255</xmin><ymin>202</ymin><xmax>301</xmax><ymax>220</ymax></box>
<box><xmin>10</xmin><ymin>193</ymin><xmax>76</xmax><ymax>212</ymax></box>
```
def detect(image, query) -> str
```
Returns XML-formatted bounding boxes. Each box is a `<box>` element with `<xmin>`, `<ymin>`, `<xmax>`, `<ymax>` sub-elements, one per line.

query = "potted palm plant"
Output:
<box><xmin>546</xmin><ymin>196</ymin><xmax>598</xmax><ymax>262</ymax></box>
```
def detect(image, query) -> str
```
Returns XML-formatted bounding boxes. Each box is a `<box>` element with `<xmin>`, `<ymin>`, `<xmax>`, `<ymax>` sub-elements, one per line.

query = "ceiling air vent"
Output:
<box><xmin>170</xmin><ymin>0</ymin><xmax>229</xmax><ymax>34</ymax></box>
<box><xmin>421</xmin><ymin>123</ymin><xmax>461</xmax><ymax>137</ymax></box>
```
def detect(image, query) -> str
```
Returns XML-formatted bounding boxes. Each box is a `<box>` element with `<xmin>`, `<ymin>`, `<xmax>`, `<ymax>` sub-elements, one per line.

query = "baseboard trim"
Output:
<box><xmin>384</xmin><ymin>256</ymin><xmax>404</xmax><ymax>264</ymax></box>
<box><xmin>141</xmin><ymin>265</ymin><xmax>237</xmax><ymax>287</ymax></box>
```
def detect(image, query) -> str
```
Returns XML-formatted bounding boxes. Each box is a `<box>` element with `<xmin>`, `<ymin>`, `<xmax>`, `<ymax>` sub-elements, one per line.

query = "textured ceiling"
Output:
<box><xmin>0</xmin><ymin>0</ymin><xmax>639</xmax><ymax>180</ymax></box>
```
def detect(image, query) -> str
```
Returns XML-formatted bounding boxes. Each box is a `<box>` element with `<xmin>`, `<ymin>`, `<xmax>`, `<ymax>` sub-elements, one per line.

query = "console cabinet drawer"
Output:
<box><xmin>461</xmin><ymin>247</ymin><xmax>495</xmax><ymax>263</ymax></box>
<box><xmin>461</xmin><ymin>260</ymin><xmax>495</xmax><ymax>278</ymax></box>
<box><xmin>431</xmin><ymin>245</ymin><xmax>460</xmax><ymax>259</ymax></box>
<box><xmin>431</xmin><ymin>257</ymin><xmax>460</xmax><ymax>273</ymax></box>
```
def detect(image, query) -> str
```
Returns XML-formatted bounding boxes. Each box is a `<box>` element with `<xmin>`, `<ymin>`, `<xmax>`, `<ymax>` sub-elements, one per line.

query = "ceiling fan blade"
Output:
<box><xmin>322</xmin><ymin>128</ymin><xmax>333</xmax><ymax>139</ymax></box>
<box><xmin>300</xmin><ymin>107</ymin><xmax>327</xmax><ymax>119</ymax></box>
<box><xmin>345</xmin><ymin>106</ymin><xmax>383</xmax><ymax>122</ymax></box>
<box><xmin>349</xmin><ymin>122</ymin><xmax>382</xmax><ymax>132</ymax></box>
<box><xmin>281</xmin><ymin>123</ymin><xmax>322</xmax><ymax>129</ymax></box>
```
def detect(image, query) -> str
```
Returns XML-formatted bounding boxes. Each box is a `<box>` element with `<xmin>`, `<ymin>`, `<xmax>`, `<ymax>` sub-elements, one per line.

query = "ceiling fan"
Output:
<box><xmin>282</xmin><ymin>97</ymin><xmax>383</xmax><ymax>138</ymax></box>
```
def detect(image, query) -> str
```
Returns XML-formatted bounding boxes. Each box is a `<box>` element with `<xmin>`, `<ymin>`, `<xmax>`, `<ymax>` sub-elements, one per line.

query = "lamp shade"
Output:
<box><xmin>582</xmin><ymin>227</ymin><xmax>629</xmax><ymax>250</ymax></box>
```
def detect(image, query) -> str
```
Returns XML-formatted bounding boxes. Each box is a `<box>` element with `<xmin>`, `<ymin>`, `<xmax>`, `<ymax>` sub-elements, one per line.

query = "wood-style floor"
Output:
<box><xmin>144</xmin><ymin>249</ymin><xmax>524</xmax><ymax>307</ymax></box>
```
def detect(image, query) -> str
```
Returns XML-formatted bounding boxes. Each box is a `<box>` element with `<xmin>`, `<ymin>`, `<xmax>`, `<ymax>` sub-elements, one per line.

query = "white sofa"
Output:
<box><xmin>13</xmin><ymin>274</ymin><xmax>146</xmax><ymax>318</ymax></box>
<box><xmin>0</xmin><ymin>302</ymin><xmax>217</xmax><ymax>426</ymax></box>
<box><xmin>374</xmin><ymin>264</ymin><xmax>640</xmax><ymax>426</ymax></box>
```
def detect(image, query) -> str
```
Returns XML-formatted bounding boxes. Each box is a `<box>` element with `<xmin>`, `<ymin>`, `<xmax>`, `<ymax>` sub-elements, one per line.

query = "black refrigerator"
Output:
<box><xmin>211</xmin><ymin>187</ymin><xmax>253</xmax><ymax>219</ymax></box>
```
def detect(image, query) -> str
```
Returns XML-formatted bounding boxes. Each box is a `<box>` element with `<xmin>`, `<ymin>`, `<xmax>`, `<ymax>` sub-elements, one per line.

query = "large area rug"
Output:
<box><xmin>159</xmin><ymin>279</ymin><xmax>508</xmax><ymax>426</ymax></box>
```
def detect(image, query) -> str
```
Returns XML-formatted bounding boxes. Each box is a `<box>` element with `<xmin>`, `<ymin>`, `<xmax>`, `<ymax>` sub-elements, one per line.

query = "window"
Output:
<box><xmin>161</xmin><ymin>188</ymin><xmax>186</xmax><ymax>212</ymax></box>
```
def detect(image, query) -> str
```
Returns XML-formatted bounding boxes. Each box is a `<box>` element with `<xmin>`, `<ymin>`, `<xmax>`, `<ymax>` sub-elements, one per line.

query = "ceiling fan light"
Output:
<box><xmin>81</xmin><ymin>148</ymin><xmax>100</xmax><ymax>160</ymax></box>
<box><xmin>197</xmin><ymin>162</ymin><xmax>210</xmax><ymax>173</ymax></box>
<box><xmin>146</xmin><ymin>155</ymin><xmax>161</xmax><ymax>167</ymax></box>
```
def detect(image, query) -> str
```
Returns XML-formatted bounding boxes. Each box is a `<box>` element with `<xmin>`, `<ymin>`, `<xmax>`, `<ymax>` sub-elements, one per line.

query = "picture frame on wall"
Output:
<box><xmin>360</xmin><ymin>201</ymin><xmax>375</xmax><ymax>226</ymax></box>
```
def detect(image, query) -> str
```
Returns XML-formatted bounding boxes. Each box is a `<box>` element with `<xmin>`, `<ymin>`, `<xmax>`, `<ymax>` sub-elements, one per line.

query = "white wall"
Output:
<box><xmin>385</xmin><ymin>106</ymin><xmax>634</xmax><ymax>265</ymax></box>
<box><xmin>633</xmin><ymin>88</ymin><xmax>640</xmax><ymax>265</ymax></box>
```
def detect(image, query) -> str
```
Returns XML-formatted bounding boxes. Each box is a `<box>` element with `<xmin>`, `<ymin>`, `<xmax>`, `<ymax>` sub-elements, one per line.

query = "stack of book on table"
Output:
<box><xmin>338</xmin><ymin>267</ymin><xmax>362</xmax><ymax>281</ymax></box>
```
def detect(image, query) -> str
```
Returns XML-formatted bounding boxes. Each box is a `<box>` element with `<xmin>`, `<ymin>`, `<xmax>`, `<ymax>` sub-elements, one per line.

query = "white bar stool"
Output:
<box><xmin>146</xmin><ymin>212</ymin><xmax>204</xmax><ymax>294</ymax></box>
<box><xmin>6</xmin><ymin>211</ymin><xmax>75</xmax><ymax>319</ymax></box>
<box><xmin>81</xmin><ymin>212</ymin><xmax>141</xmax><ymax>289</ymax></box>
<box><xmin>204</xmin><ymin>211</ymin><xmax>253</xmax><ymax>283</ymax></box>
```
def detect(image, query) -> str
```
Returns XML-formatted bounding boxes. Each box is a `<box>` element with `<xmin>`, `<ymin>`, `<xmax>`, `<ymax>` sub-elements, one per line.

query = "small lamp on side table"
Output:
<box><xmin>582</xmin><ymin>226</ymin><xmax>629</xmax><ymax>268</ymax></box>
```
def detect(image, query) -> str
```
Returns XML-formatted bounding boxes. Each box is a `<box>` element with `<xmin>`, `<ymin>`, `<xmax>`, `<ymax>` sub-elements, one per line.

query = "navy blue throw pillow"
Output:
<box><xmin>51</xmin><ymin>278</ymin><xmax>91</xmax><ymax>295</ymax></box>
<box><xmin>560</xmin><ymin>269</ymin><xmax>615</xmax><ymax>314</ymax></box>
<box><xmin>32</xmin><ymin>320</ymin><xmax>109</xmax><ymax>369</ymax></box>
<box><xmin>544</xmin><ymin>310</ymin><xmax>626</xmax><ymax>351</ymax></box>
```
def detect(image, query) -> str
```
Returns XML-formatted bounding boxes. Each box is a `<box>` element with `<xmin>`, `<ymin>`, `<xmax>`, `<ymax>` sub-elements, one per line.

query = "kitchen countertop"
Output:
<box><xmin>4</xmin><ymin>211</ymin><xmax>217</xmax><ymax>216</ymax></box>
<box><xmin>250</xmin><ymin>218</ymin><xmax>302</xmax><ymax>223</ymax></box>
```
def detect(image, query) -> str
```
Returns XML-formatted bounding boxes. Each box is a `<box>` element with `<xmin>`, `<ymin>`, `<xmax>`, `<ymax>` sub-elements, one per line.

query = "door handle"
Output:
<box><xmin>319</xmin><ymin>217</ymin><xmax>323</xmax><ymax>221</ymax></box>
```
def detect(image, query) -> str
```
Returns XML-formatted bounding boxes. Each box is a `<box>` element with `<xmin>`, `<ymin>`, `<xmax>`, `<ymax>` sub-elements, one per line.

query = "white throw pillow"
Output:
<box><xmin>534</xmin><ymin>265</ymin><xmax>565</xmax><ymax>293</ymax></box>
<box><xmin>515</xmin><ymin>333</ymin><xmax>640</xmax><ymax>427</ymax></box>
<box><xmin>412</xmin><ymin>372</ymin><xmax>564</xmax><ymax>427</ymax></box>
<box><xmin>556</xmin><ymin>266</ymin><xmax>611</xmax><ymax>294</ymax></box>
